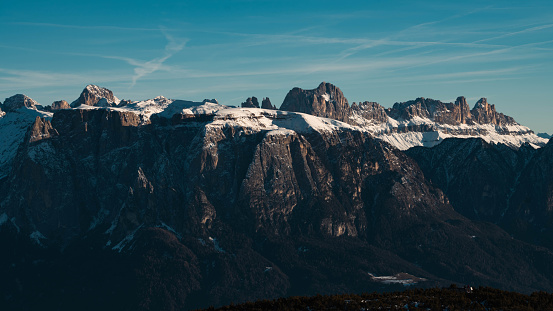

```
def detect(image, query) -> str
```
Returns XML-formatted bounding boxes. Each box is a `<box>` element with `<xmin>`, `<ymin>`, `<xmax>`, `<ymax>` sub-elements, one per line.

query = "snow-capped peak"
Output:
<box><xmin>1</xmin><ymin>94</ymin><xmax>39</xmax><ymax>112</ymax></box>
<box><xmin>71</xmin><ymin>85</ymin><xmax>120</xmax><ymax>107</ymax></box>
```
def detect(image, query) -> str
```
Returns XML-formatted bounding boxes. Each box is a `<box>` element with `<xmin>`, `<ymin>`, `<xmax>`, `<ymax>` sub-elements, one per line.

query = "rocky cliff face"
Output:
<box><xmin>406</xmin><ymin>138</ymin><xmax>535</xmax><ymax>222</ymax></box>
<box><xmin>1</xmin><ymin>84</ymin><xmax>553</xmax><ymax>309</ymax></box>
<box><xmin>2</xmin><ymin>107</ymin><xmax>450</xmax><ymax>245</ymax></box>
<box><xmin>280</xmin><ymin>82</ymin><xmax>350</xmax><ymax>122</ymax></box>
<box><xmin>350</xmin><ymin>101</ymin><xmax>389</xmax><ymax>123</ymax></box>
<box><xmin>70</xmin><ymin>84</ymin><xmax>120</xmax><ymax>107</ymax></box>
<box><xmin>506</xmin><ymin>138</ymin><xmax>553</xmax><ymax>247</ymax></box>
<box><xmin>406</xmin><ymin>137</ymin><xmax>553</xmax><ymax>251</ymax></box>
<box><xmin>3</xmin><ymin>106</ymin><xmax>553</xmax><ymax>309</ymax></box>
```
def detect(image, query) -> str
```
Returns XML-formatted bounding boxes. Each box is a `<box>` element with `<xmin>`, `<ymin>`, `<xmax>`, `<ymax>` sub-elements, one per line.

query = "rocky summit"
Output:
<box><xmin>280</xmin><ymin>82</ymin><xmax>350</xmax><ymax>122</ymax></box>
<box><xmin>0</xmin><ymin>83</ymin><xmax>552</xmax><ymax>310</ymax></box>
<box><xmin>1</xmin><ymin>94</ymin><xmax>39</xmax><ymax>112</ymax></box>
<box><xmin>70</xmin><ymin>84</ymin><xmax>121</xmax><ymax>107</ymax></box>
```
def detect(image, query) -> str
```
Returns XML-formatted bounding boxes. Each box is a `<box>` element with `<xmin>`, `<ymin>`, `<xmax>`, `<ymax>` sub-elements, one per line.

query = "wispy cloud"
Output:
<box><xmin>100</xmin><ymin>29</ymin><xmax>187</xmax><ymax>87</ymax></box>
<box><xmin>473</xmin><ymin>23</ymin><xmax>553</xmax><ymax>43</ymax></box>
<box><xmin>8</xmin><ymin>22</ymin><xmax>172</xmax><ymax>32</ymax></box>
<box><xmin>0</xmin><ymin>68</ymin><xmax>126</xmax><ymax>86</ymax></box>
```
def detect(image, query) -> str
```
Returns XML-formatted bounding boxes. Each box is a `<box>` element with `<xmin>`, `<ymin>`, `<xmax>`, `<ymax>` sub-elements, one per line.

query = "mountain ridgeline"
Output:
<box><xmin>281</xmin><ymin>82</ymin><xmax>516</xmax><ymax>127</ymax></box>
<box><xmin>0</xmin><ymin>83</ymin><xmax>552</xmax><ymax>310</ymax></box>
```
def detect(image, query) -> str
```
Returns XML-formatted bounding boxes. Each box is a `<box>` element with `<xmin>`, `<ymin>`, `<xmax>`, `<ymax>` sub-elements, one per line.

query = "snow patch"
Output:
<box><xmin>0</xmin><ymin>213</ymin><xmax>7</xmax><ymax>226</ymax></box>
<box><xmin>368</xmin><ymin>272</ymin><xmax>426</xmax><ymax>286</ymax></box>
<box><xmin>89</xmin><ymin>208</ymin><xmax>110</xmax><ymax>230</ymax></box>
<box><xmin>363</xmin><ymin>116</ymin><xmax>547</xmax><ymax>150</ymax></box>
<box><xmin>209</xmin><ymin>237</ymin><xmax>226</xmax><ymax>253</ymax></box>
<box><xmin>30</xmin><ymin>231</ymin><xmax>47</xmax><ymax>246</ymax></box>
<box><xmin>112</xmin><ymin>225</ymin><xmax>143</xmax><ymax>252</ymax></box>
<box><xmin>115</xmin><ymin>97</ymin><xmax>227</xmax><ymax>122</ymax></box>
<box><xmin>266</xmin><ymin>129</ymin><xmax>296</xmax><ymax>137</ymax></box>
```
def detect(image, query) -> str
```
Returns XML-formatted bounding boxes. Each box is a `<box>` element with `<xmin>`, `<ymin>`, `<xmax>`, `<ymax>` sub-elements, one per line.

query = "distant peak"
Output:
<box><xmin>280</xmin><ymin>82</ymin><xmax>350</xmax><ymax>122</ymax></box>
<box><xmin>71</xmin><ymin>85</ymin><xmax>120</xmax><ymax>108</ymax></box>
<box><xmin>202</xmin><ymin>98</ymin><xmax>219</xmax><ymax>105</ymax></box>
<box><xmin>1</xmin><ymin>94</ymin><xmax>39</xmax><ymax>112</ymax></box>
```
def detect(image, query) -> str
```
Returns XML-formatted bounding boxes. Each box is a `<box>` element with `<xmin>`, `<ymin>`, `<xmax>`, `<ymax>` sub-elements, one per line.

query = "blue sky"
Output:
<box><xmin>1</xmin><ymin>0</ymin><xmax>552</xmax><ymax>133</ymax></box>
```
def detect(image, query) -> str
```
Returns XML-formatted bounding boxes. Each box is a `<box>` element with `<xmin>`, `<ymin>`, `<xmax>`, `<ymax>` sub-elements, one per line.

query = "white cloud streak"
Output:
<box><xmin>473</xmin><ymin>23</ymin><xmax>553</xmax><ymax>43</ymax></box>
<box><xmin>100</xmin><ymin>29</ymin><xmax>187</xmax><ymax>87</ymax></box>
<box><xmin>7</xmin><ymin>22</ymin><xmax>173</xmax><ymax>32</ymax></box>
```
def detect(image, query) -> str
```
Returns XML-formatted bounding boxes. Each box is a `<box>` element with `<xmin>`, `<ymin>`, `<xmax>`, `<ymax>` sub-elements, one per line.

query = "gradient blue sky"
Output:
<box><xmin>1</xmin><ymin>0</ymin><xmax>552</xmax><ymax>133</ymax></box>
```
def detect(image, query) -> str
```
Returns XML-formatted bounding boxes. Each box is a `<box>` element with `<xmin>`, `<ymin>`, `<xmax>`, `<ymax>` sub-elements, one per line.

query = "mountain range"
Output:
<box><xmin>0</xmin><ymin>82</ymin><xmax>552</xmax><ymax>310</ymax></box>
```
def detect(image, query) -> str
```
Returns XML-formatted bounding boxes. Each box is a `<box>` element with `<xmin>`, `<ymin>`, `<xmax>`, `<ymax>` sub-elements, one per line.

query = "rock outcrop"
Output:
<box><xmin>241</xmin><ymin>97</ymin><xmax>260</xmax><ymax>108</ymax></box>
<box><xmin>1</xmin><ymin>94</ymin><xmax>39</xmax><ymax>112</ymax></box>
<box><xmin>242</xmin><ymin>97</ymin><xmax>276</xmax><ymax>110</ymax></box>
<box><xmin>261</xmin><ymin>97</ymin><xmax>275</xmax><ymax>110</ymax></box>
<box><xmin>350</xmin><ymin>101</ymin><xmax>388</xmax><ymax>123</ymax></box>
<box><xmin>280</xmin><ymin>82</ymin><xmax>350</xmax><ymax>122</ymax></box>
<box><xmin>471</xmin><ymin>98</ymin><xmax>516</xmax><ymax>126</ymax></box>
<box><xmin>26</xmin><ymin>117</ymin><xmax>58</xmax><ymax>143</ymax></box>
<box><xmin>386</xmin><ymin>97</ymin><xmax>470</xmax><ymax>125</ymax></box>
<box><xmin>70</xmin><ymin>84</ymin><xmax>120</xmax><ymax>107</ymax></box>
<box><xmin>51</xmin><ymin>100</ymin><xmax>70</xmax><ymax>110</ymax></box>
